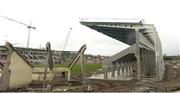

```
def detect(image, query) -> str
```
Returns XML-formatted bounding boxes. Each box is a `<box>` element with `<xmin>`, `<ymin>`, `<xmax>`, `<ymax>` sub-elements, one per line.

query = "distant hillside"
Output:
<box><xmin>61</xmin><ymin>51</ymin><xmax>108</xmax><ymax>63</ymax></box>
<box><xmin>164</xmin><ymin>55</ymin><xmax>180</xmax><ymax>60</ymax></box>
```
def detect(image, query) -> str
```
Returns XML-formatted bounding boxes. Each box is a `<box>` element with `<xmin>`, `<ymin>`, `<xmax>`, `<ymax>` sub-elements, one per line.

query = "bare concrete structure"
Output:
<box><xmin>33</xmin><ymin>43</ymin><xmax>87</xmax><ymax>84</ymax></box>
<box><xmin>80</xmin><ymin>19</ymin><xmax>164</xmax><ymax>81</ymax></box>
<box><xmin>0</xmin><ymin>42</ymin><xmax>33</xmax><ymax>91</ymax></box>
<box><xmin>52</xmin><ymin>44</ymin><xmax>87</xmax><ymax>82</ymax></box>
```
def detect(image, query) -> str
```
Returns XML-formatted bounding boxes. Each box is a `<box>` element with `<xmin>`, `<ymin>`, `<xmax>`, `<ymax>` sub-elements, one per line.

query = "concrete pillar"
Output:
<box><xmin>121</xmin><ymin>63</ymin><xmax>125</xmax><ymax>79</ymax></box>
<box><xmin>127</xmin><ymin>62</ymin><xmax>131</xmax><ymax>77</ymax></box>
<box><xmin>116</xmin><ymin>62</ymin><xmax>120</xmax><ymax>79</ymax></box>
<box><xmin>115</xmin><ymin>70</ymin><xmax>118</xmax><ymax>79</ymax></box>
<box><xmin>103</xmin><ymin>65</ymin><xmax>108</xmax><ymax>79</ymax></box>
<box><xmin>109</xmin><ymin>67</ymin><xmax>112</xmax><ymax>79</ymax></box>
<box><xmin>120</xmin><ymin>67</ymin><xmax>122</xmax><ymax>75</ymax></box>
<box><xmin>129</xmin><ymin>62</ymin><xmax>133</xmax><ymax>76</ymax></box>
<box><xmin>141</xmin><ymin>48</ymin><xmax>145</xmax><ymax>77</ymax></box>
<box><xmin>136</xmin><ymin>46</ymin><xmax>142</xmax><ymax>80</ymax></box>
<box><xmin>107</xmin><ymin>67</ymin><xmax>110</xmax><ymax>79</ymax></box>
<box><xmin>129</xmin><ymin>62</ymin><xmax>132</xmax><ymax>76</ymax></box>
<box><xmin>111</xmin><ymin>64</ymin><xmax>115</xmax><ymax>77</ymax></box>
<box><xmin>114</xmin><ymin>63</ymin><xmax>118</xmax><ymax>79</ymax></box>
<box><xmin>132</xmin><ymin>62</ymin><xmax>136</xmax><ymax>78</ymax></box>
<box><xmin>111</xmin><ymin>69</ymin><xmax>115</xmax><ymax>78</ymax></box>
<box><xmin>68</xmin><ymin>70</ymin><xmax>71</xmax><ymax>82</ymax></box>
<box><xmin>135</xmin><ymin>31</ymin><xmax>142</xmax><ymax>80</ymax></box>
<box><xmin>124</xmin><ymin>62</ymin><xmax>127</xmax><ymax>77</ymax></box>
<box><xmin>125</xmin><ymin>63</ymin><xmax>129</xmax><ymax>77</ymax></box>
<box><xmin>116</xmin><ymin>63</ymin><xmax>120</xmax><ymax>79</ymax></box>
<box><xmin>144</xmin><ymin>49</ymin><xmax>148</xmax><ymax>76</ymax></box>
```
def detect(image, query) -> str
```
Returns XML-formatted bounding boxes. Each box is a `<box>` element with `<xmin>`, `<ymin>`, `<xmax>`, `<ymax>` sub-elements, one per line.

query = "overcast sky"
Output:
<box><xmin>0</xmin><ymin>0</ymin><xmax>180</xmax><ymax>56</ymax></box>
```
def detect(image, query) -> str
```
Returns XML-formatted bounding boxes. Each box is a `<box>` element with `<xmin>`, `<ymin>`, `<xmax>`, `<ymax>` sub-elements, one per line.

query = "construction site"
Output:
<box><xmin>1</xmin><ymin>16</ymin><xmax>180</xmax><ymax>92</ymax></box>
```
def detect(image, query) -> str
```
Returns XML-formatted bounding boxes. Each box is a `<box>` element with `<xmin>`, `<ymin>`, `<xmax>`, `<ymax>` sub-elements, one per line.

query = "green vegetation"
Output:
<box><xmin>34</xmin><ymin>63</ymin><xmax>102</xmax><ymax>73</ymax></box>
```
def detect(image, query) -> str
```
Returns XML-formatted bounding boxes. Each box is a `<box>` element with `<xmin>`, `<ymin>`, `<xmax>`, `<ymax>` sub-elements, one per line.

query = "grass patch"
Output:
<box><xmin>34</xmin><ymin>63</ymin><xmax>102</xmax><ymax>73</ymax></box>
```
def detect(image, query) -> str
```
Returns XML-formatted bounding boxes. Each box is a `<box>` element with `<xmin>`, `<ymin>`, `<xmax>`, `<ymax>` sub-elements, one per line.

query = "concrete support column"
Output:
<box><xmin>144</xmin><ymin>49</ymin><xmax>148</xmax><ymax>76</ymax></box>
<box><xmin>120</xmin><ymin>67</ymin><xmax>122</xmax><ymax>75</ymax></box>
<box><xmin>135</xmin><ymin>31</ymin><xmax>142</xmax><ymax>80</ymax></box>
<box><xmin>119</xmin><ymin>64</ymin><xmax>123</xmax><ymax>80</ymax></box>
<box><xmin>136</xmin><ymin>45</ymin><xmax>142</xmax><ymax>80</ymax></box>
<box><xmin>103</xmin><ymin>65</ymin><xmax>108</xmax><ymax>79</ymax></box>
<box><xmin>68</xmin><ymin>70</ymin><xmax>71</xmax><ymax>82</ymax></box>
<box><xmin>111</xmin><ymin>64</ymin><xmax>115</xmax><ymax>77</ymax></box>
<box><xmin>129</xmin><ymin>62</ymin><xmax>134</xmax><ymax>76</ymax></box>
<box><xmin>141</xmin><ymin>48</ymin><xmax>145</xmax><ymax>77</ymax></box>
<box><xmin>114</xmin><ymin>64</ymin><xmax>118</xmax><ymax>79</ymax></box>
<box><xmin>125</xmin><ymin>62</ymin><xmax>129</xmax><ymax>77</ymax></box>
<box><xmin>116</xmin><ymin>63</ymin><xmax>121</xmax><ymax>79</ymax></box>
<box><xmin>121</xmin><ymin>63</ymin><xmax>125</xmax><ymax>79</ymax></box>
<box><xmin>127</xmin><ymin>62</ymin><xmax>131</xmax><ymax>77</ymax></box>
<box><xmin>107</xmin><ymin>67</ymin><xmax>110</xmax><ymax>79</ymax></box>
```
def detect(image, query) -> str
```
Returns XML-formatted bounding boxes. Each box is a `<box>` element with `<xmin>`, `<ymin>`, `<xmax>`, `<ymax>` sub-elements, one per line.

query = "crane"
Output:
<box><xmin>0</xmin><ymin>15</ymin><xmax>36</xmax><ymax>48</ymax></box>
<box><xmin>61</xmin><ymin>28</ymin><xmax>72</xmax><ymax>63</ymax></box>
<box><xmin>62</xmin><ymin>28</ymin><xmax>72</xmax><ymax>51</ymax></box>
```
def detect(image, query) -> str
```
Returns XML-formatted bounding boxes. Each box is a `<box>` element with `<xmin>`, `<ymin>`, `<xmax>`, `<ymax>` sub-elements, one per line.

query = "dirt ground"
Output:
<box><xmin>145</xmin><ymin>63</ymin><xmax>180</xmax><ymax>92</ymax></box>
<box><xmin>69</xmin><ymin>62</ymin><xmax>180</xmax><ymax>92</ymax></box>
<box><xmin>15</xmin><ymin>62</ymin><xmax>180</xmax><ymax>92</ymax></box>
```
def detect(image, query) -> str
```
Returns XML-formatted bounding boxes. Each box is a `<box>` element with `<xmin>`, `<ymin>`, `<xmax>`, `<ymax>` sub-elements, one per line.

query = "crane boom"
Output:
<box><xmin>0</xmin><ymin>15</ymin><xmax>36</xmax><ymax>29</ymax></box>
<box><xmin>0</xmin><ymin>15</ymin><xmax>27</xmax><ymax>26</ymax></box>
<box><xmin>62</xmin><ymin>28</ymin><xmax>72</xmax><ymax>51</ymax></box>
<box><xmin>0</xmin><ymin>15</ymin><xmax>36</xmax><ymax>48</ymax></box>
<box><xmin>60</xmin><ymin>28</ymin><xmax>72</xmax><ymax>63</ymax></box>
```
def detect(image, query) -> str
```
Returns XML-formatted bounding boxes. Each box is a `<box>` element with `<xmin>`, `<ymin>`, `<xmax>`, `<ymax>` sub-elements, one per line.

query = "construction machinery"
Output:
<box><xmin>0</xmin><ymin>15</ymin><xmax>36</xmax><ymax>48</ymax></box>
<box><xmin>61</xmin><ymin>28</ymin><xmax>72</xmax><ymax>63</ymax></box>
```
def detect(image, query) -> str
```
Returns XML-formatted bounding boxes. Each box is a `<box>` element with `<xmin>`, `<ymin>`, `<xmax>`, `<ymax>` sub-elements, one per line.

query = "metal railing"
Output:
<box><xmin>79</xmin><ymin>18</ymin><xmax>144</xmax><ymax>23</ymax></box>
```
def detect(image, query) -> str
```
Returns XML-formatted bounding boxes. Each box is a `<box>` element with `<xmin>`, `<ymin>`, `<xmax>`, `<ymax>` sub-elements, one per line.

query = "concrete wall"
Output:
<box><xmin>9</xmin><ymin>51</ymin><xmax>32</xmax><ymax>89</ymax></box>
<box><xmin>154</xmin><ymin>34</ymin><xmax>165</xmax><ymax>80</ymax></box>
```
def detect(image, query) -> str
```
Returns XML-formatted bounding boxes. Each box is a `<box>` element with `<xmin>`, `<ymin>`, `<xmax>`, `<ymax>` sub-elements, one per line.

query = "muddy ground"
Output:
<box><xmin>15</xmin><ymin>62</ymin><xmax>180</xmax><ymax>92</ymax></box>
<box><xmin>69</xmin><ymin>62</ymin><xmax>180</xmax><ymax>92</ymax></box>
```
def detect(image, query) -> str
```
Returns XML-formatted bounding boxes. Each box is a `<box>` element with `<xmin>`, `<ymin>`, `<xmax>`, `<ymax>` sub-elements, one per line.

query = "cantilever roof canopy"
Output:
<box><xmin>89</xmin><ymin>25</ymin><xmax>135</xmax><ymax>45</ymax></box>
<box><xmin>80</xmin><ymin>21</ymin><xmax>144</xmax><ymax>45</ymax></box>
